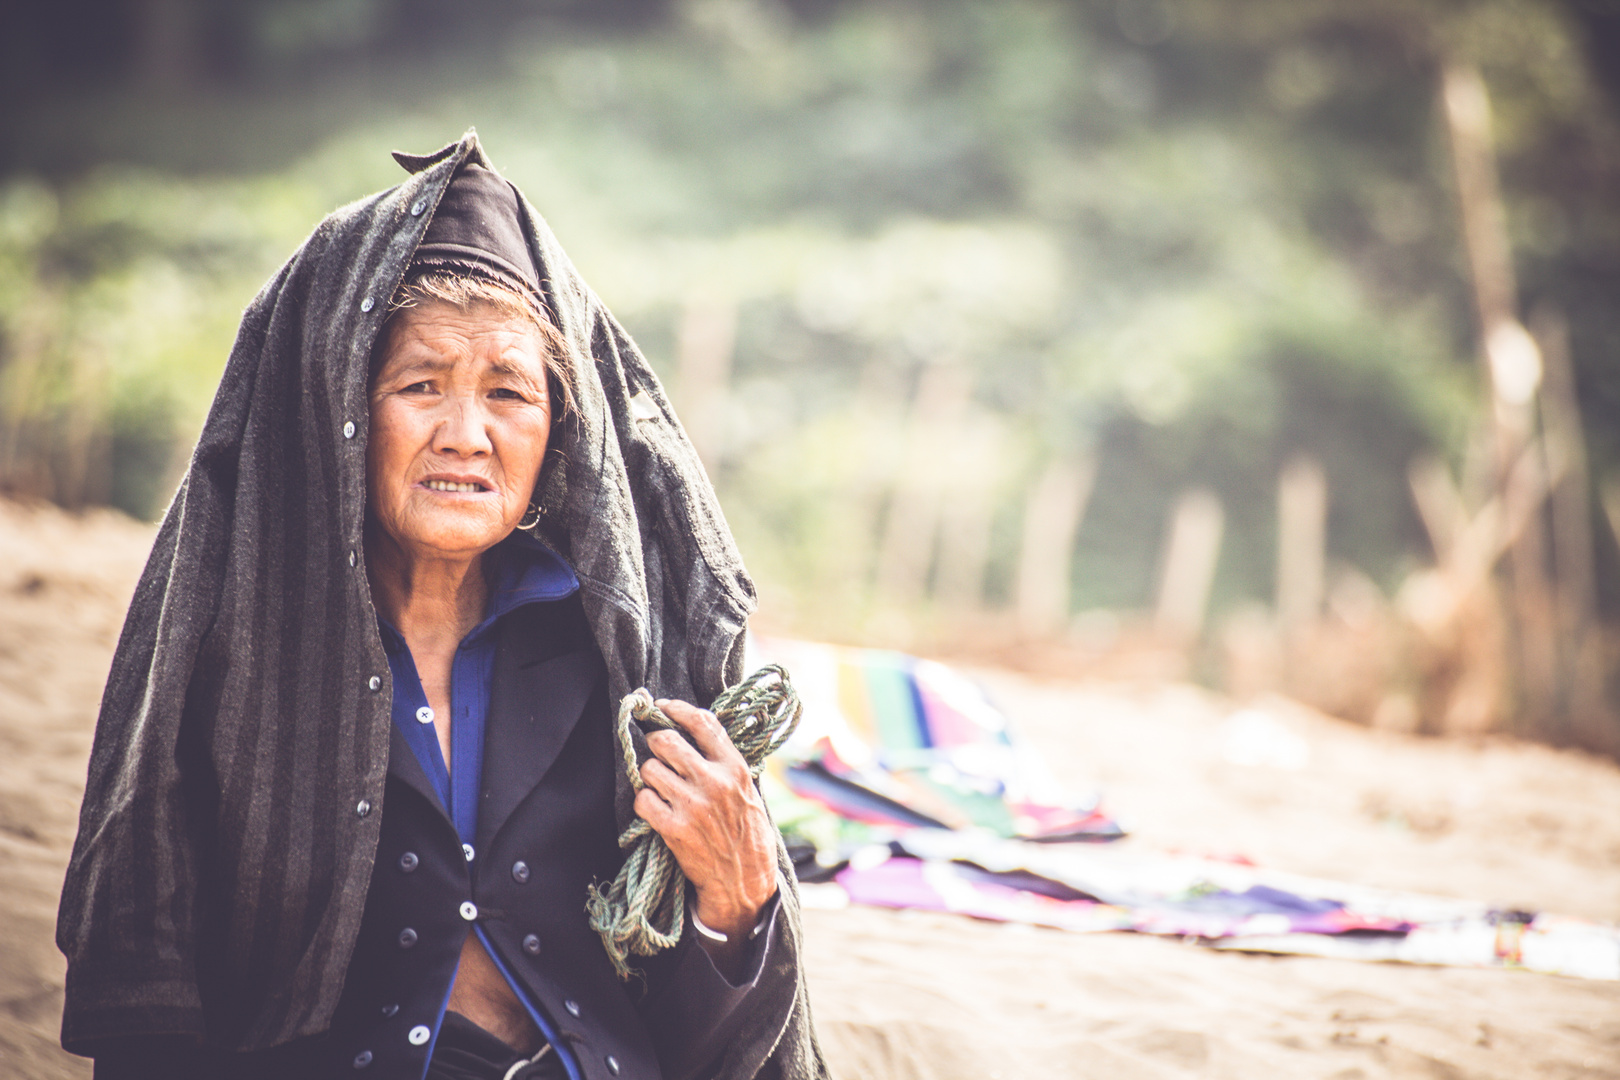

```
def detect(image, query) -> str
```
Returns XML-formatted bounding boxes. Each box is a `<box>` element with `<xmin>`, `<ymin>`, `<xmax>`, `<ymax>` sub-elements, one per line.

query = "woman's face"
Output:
<box><xmin>366</xmin><ymin>299</ymin><xmax>552</xmax><ymax>563</ymax></box>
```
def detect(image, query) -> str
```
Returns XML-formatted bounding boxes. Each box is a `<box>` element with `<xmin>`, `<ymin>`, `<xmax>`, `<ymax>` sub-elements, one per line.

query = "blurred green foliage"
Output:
<box><xmin>2</xmin><ymin>0</ymin><xmax>1617</xmax><ymax>635</ymax></box>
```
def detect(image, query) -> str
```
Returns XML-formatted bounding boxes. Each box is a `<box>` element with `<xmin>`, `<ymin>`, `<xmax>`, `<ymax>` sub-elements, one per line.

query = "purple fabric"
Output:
<box><xmin>835</xmin><ymin>857</ymin><xmax>1413</xmax><ymax>940</ymax></box>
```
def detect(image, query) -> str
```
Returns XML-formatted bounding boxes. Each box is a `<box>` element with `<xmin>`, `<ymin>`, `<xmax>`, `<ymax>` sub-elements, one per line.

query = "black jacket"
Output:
<box><xmin>95</xmin><ymin>597</ymin><xmax>774</xmax><ymax>1080</ymax></box>
<box><xmin>327</xmin><ymin>595</ymin><xmax>774</xmax><ymax>1080</ymax></box>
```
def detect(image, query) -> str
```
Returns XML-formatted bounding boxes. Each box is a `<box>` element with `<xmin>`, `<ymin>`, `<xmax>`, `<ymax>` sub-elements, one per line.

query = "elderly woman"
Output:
<box><xmin>56</xmin><ymin>134</ymin><xmax>825</xmax><ymax>1080</ymax></box>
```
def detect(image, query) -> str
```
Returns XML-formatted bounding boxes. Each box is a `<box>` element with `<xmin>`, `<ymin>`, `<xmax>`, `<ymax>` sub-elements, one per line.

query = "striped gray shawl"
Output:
<box><xmin>56</xmin><ymin>131</ymin><xmax>826</xmax><ymax>1080</ymax></box>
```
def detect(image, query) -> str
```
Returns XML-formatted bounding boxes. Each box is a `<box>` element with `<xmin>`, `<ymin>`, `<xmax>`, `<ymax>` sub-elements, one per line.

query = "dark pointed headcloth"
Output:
<box><xmin>410</xmin><ymin>162</ymin><xmax>541</xmax><ymax>297</ymax></box>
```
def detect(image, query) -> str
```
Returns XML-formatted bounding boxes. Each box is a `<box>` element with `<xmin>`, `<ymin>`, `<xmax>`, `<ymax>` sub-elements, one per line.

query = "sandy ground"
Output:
<box><xmin>2</xmin><ymin>497</ymin><xmax>1618</xmax><ymax>1079</ymax></box>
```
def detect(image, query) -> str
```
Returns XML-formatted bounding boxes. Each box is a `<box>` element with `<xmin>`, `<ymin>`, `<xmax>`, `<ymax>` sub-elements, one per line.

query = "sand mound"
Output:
<box><xmin>1</xmin><ymin>497</ymin><xmax>1616</xmax><ymax>1078</ymax></box>
<box><xmin>0</xmin><ymin>499</ymin><xmax>157</xmax><ymax>1077</ymax></box>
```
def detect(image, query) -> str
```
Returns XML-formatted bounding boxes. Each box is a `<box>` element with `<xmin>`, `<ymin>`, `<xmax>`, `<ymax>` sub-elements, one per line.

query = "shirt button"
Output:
<box><xmin>462</xmin><ymin>843</ymin><xmax>475</xmax><ymax>862</ymax></box>
<box><xmin>408</xmin><ymin>1025</ymin><xmax>431</xmax><ymax>1046</ymax></box>
<box><xmin>522</xmin><ymin>934</ymin><xmax>541</xmax><ymax>956</ymax></box>
<box><xmin>343</xmin><ymin>420</ymin><xmax>357</xmax><ymax>439</ymax></box>
<box><xmin>381</xmin><ymin>1004</ymin><xmax>399</xmax><ymax>1018</ymax></box>
<box><xmin>606</xmin><ymin>1055</ymin><xmax>620</xmax><ymax>1075</ymax></box>
<box><xmin>398</xmin><ymin>927</ymin><xmax>417</xmax><ymax>949</ymax></box>
<box><xmin>368</xmin><ymin>675</ymin><xmax>382</xmax><ymax>692</ymax></box>
<box><xmin>398</xmin><ymin>851</ymin><xmax>418</xmax><ymax>872</ymax></box>
<box><xmin>511</xmin><ymin>860</ymin><xmax>530</xmax><ymax>884</ymax></box>
<box><xmin>352</xmin><ymin>1050</ymin><xmax>373</xmax><ymax>1069</ymax></box>
<box><xmin>564</xmin><ymin>999</ymin><xmax>580</xmax><ymax>1018</ymax></box>
<box><xmin>355</xmin><ymin>799</ymin><xmax>372</xmax><ymax>818</ymax></box>
<box><xmin>459</xmin><ymin>901</ymin><xmax>478</xmax><ymax>921</ymax></box>
<box><xmin>416</xmin><ymin>706</ymin><xmax>435</xmax><ymax>724</ymax></box>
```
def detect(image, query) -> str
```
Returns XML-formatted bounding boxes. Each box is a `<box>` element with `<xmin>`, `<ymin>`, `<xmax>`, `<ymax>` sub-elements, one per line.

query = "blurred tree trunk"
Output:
<box><xmin>674</xmin><ymin>296</ymin><xmax>737</xmax><ymax>474</ymax></box>
<box><xmin>935</xmin><ymin>417</ymin><xmax>1003</xmax><ymax>615</ymax></box>
<box><xmin>1276</xmin><ymin>455</ymin><xmax>1326</xmax><ymax>633</ymax></box>
<box><xmin>0</xmin><ymin>286</ymin><xmax>59</xmax><ymax>502</ymax></box>
<box><xmin>1440</xmin><ymin>58</ymin><xmax>1564</xmax><ymax>739</ymax></box>
<box><xmin>1014</xmin><ymin>452</ymin><xmax>1095</xmax><ymax>637</ymax></box>
<box><xmin>874</xmin><ymin>363</ymin><xmax>970</xmax><ymax>608</ymax></box>
<box><xmin>1155</xmin><ymin>488</ymin><xmax>1224</xmax><ymax>645</ymax></box>
<box><xmin>1534</xmin><ymin>305</ymin><xmax>1615</xmax><ymax>753</ymax></box>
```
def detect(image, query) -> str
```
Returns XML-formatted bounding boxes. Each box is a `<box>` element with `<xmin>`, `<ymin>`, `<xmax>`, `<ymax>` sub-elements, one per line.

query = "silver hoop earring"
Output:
<box><xmin>517</xmin><ymin>501</ymin><xmax>542</xmax><ymax>531</ymax></box>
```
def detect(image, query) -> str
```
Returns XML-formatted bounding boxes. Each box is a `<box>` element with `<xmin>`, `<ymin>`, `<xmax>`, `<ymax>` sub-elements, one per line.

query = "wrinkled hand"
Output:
<box><xmin>636</xmin><ymin>698</ymin><xmax>779</xmax><ymax>953</ymax></box>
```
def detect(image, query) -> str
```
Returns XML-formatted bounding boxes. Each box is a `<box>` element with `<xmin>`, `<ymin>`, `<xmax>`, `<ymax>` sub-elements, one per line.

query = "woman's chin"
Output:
<box><xmin>390</xmin><ymin>507</ymin><xmax>516</xmax><ymax>561</ymax></box>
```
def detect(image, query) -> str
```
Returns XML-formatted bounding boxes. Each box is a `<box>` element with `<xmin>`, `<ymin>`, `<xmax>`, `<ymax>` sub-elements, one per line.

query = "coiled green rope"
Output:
<box><xmin>586</xmin><ymin>664</ymin><xmax>802</xmax><ymax>978</ymax></box>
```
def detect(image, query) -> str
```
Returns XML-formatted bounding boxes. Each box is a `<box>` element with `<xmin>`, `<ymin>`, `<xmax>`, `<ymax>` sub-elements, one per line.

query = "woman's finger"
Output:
<box><xmin>634</xmin><ymin>786</ymin><xmax>676</xmax><ymax>831</ymax></box>
<box><xmin>639</xmin><ymin>756</ymin><xmax>693</xmax><ymax>809</ymax></box>
<box><xmin>644</xmin><ymin>728</ymin><xmax>704</xmax><ymax>781</ymax></box>
<box><xmin>655</xmin><ymin>698</ymin><xmax>737</xmax><ymax>763</ymax></box>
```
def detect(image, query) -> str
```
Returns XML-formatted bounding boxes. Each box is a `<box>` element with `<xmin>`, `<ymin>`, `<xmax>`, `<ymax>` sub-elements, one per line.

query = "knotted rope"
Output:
<box><xmin>586</xmin><ymin>664</ymin><xmax>802</xmax><ymax>978</ymax></box>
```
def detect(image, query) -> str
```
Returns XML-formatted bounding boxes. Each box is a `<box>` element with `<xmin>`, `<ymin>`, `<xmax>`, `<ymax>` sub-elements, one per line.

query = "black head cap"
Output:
<box><xmin>410</xmin><ymin>162</ymin><xmax>540</xmax><ymax>296</ymax></box>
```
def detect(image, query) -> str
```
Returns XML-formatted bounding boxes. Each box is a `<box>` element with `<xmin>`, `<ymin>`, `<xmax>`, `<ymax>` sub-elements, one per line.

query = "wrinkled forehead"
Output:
<box><xmin>370</xmin><ymin>297</ymin><xmax>549</xmax><ymax>384</ymax></box>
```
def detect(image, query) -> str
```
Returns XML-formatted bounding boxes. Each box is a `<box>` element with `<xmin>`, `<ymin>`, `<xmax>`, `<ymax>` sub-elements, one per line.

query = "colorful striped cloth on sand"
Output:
<box><xmin>752</xmin><ymin>639</ymin><xmax>1620</xmax><ymax>983</ymax></box>
<box><xmin>750</xmin><ymin>638</ymin><xmax>1122</xmax><ymax>853</ymax></box>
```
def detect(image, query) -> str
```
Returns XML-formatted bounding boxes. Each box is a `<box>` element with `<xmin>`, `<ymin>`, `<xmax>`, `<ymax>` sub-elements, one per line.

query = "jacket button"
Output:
<box><xmin>399</xmin><ymin>851</ymin><xmax>418</xmax><ymax>872</ymax></box>
<box><xmin>408</xmin><ymin>1025</ymin><xmax>431</xmax><ymax>1046</ymax></box>
<box><xmin>352</xmin><ymin>1050</ymin><xmax>373</xmax><ymax>1069</ymax></box>
<box><xmin>381</xmin><ymin>1003</ymin><xmax>399</xmax><ymax>1017</ymax></box>
<box><xmin>355</xmin><ymin>799</ymin><xmax>372</xmax><ymax>818</ymax></box>
<box><xmin>459</xmin><ymin>901</ymin><xmax>478</xmax><ymax>921</ymax></box>
<box><xmin>463</xmin><ymin>843</ymin><xmax>475</xmax><ymax>862</ymax></box>
<box><xmin>564</xmin><ymin>999</ymin><xmax>580</xmax><ymax>1018</ymax></box>
<box><xmin>606</xmin><ymin>1055</ymin><xmax>620</xmax><ymax>1075</ymax></box>
<box><xmin>511</xmin><ymin>860</ymin><xmax>530</xmax><ymax>884</ymax></box>
<box><xmin>522</xmin><ymin>934</ymin><xmax>541</xmax><ymax>955</ymax></box>
<box><xmin>398</xmin><ymin>927</ymin><xmax>418</xmax><ymax>949</ymax></box>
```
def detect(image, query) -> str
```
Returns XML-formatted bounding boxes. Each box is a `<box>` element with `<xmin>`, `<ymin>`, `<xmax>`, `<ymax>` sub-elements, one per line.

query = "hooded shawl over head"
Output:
<box><xmin>57</xmin><ymin>132</ymin><xmax>827</xmax><ymax>1080</ymax></box>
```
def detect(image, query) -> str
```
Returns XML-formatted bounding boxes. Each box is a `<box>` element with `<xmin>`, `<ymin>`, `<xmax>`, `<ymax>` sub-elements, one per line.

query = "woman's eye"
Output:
<box><xmin>400</xmin><ymin>381</ymin><xmax>434</xmax><ymax>394</ymax></box>
<box><xmin>490</xmin><ymin>387</ymin><xmax>526</xmax><ymax>401</ymax></box>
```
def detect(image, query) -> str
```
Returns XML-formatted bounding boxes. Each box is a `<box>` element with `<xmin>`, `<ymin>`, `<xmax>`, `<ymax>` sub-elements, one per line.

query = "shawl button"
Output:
<box><xmin>398</xmin><ymin>927</ymin><xmax>418</xmax><ymax>949</ymax></box>
<box><xmin>352</xmin><ymin>1050</ymin><xmax>373</xmax><ymax>1069</ymax></box>
<box><xmin>368</xmin><ymin>675</ymin><xmax>382</xmax><ymax>692</ymax></box>
<box><xmin>410</xmin><ymin>198</ymin><xmax>428</xmax><ymax>216</ymax></box>
<box><xmin>398</xmin><ymin>851</ymin><xmax>419</xmax><ymax>872</ymax></box>
<box><xmin>522</xmin><ymin>933</ymin><xmax>541</xmax><ymax>955</ymax></box>
<box><xmin>511</xmin><ymin>860</ymin><xmax>530</xmax><ymax>884</ymax></box>
<box><xmin>343</xmin><ymin>421</ymin><xmax>356</xmax><ymax>439</ymax></box>
<box><xmin>355</xmin><ymin>799</ymin><xmax>372</xmax><ymax>818</ymax></box>
<box><xmin>360</xmin><ymin>296</ymin><xmax>375</xmax><ymax>313</ymax></box>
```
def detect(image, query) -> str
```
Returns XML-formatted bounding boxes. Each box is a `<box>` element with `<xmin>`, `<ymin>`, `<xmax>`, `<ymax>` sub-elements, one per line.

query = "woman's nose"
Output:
<box><xmin>431</xmin><ymin>397</ymin><xmax>494</xmax><ymax>456</ymax></box>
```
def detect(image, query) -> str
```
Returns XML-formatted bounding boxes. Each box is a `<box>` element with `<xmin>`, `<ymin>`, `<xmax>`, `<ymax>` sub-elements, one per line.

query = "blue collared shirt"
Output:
<box><xmin>377</xmin><ymin>530</ymin><xmax>584</xmax><ymax>1080</ymax></box>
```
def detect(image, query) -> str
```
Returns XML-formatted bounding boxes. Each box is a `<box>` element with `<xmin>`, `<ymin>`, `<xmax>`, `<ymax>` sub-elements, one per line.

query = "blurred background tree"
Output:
<box><xmin>4</xmin><ymin>0</ymin><xmax>1619</xmax><ymax>751</ymax></box>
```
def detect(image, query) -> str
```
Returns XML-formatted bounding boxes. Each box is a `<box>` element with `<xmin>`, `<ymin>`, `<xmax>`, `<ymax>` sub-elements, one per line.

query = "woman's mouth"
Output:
<box><xmin>423</xmin><ymin>479</ymin><xmax>490</xmax><ymax>493</ymax></box>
